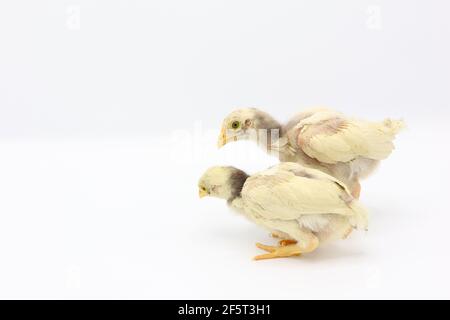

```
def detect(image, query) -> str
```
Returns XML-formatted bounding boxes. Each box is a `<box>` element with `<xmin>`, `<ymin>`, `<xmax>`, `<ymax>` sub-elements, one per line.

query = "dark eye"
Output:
<box><xmin>231</xmin><ymin>121</ymin><xmax>240</xmax><ymax>129</ymax></box>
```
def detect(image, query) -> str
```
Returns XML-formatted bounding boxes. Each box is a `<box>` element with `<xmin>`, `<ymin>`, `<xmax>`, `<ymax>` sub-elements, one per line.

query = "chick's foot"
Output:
<box><xmin>254</xmin><ymin>243</ymin><xmax>302</xmax><ymax>260</ymax></box>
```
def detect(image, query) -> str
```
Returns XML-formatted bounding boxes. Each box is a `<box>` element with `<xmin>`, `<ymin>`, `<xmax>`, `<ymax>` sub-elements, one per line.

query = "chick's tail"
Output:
<box><xmin>382</xmin><ymin>118</ymin><xmax>406</xmax><ymax>136</ymax></box>
<box><xmin>348</xmin><ymin>200</ymin><xmax>369</xmax><ymax>231</ymax></box>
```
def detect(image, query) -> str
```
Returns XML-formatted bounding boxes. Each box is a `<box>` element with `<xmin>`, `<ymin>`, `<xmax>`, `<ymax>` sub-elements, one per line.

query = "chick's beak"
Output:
<box><xmin>217</xmin><ymin>126</ymin><xmax>227</xmax><ymax>148</ymax></box>
<box><xmin>199</xmin><ymin>188</ymin><xmax>208</xmax><ymax>198</ymax></box>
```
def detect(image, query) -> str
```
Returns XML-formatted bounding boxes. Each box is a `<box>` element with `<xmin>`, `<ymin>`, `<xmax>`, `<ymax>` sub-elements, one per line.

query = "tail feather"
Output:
<box><xmin>382</xmin><ymin>119</ymin><xmax>406</xmax><ymax>136</ymax></box>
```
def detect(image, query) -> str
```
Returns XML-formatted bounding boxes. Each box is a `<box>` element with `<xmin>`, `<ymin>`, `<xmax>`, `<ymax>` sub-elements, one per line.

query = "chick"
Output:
<box><xmin>198</xmin><ymin>162</ymin><xmax>368</xmax><ymax>260</ymax></box>
<box><xmin>217</xmin><ymin>107</ymin><xmax>404</xmax><ymax>198</ymax></box>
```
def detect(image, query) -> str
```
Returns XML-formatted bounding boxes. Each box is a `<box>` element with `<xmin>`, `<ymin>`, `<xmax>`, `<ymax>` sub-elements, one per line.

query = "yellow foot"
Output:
<box><xmin>279</xmin><ymin>239</ymin><xmax>298</xmax><ymax>246</ymax></box>
<box><xmin>254</xmin><ymin>243</ymin><xmax>302</xmax><ymax>261</ymax></box>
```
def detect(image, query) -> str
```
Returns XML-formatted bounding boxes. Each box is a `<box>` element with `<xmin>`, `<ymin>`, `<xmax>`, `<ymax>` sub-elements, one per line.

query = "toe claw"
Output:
<box><xmin>254</xmin><ymin>253</ymin><xmax>276</xmax><ymax>260</ymax></box>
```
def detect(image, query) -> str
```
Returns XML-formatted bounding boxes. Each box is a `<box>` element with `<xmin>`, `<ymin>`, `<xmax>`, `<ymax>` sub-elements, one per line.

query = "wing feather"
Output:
<box><xmin>296</xmin><ymin>116</ymin><xmax>404</xmax><ymax>164</ymax></box>
<box><xmin>241</xmin><ymin>163</ymin><xmax>355</xmax><ymax>221</ymax></box>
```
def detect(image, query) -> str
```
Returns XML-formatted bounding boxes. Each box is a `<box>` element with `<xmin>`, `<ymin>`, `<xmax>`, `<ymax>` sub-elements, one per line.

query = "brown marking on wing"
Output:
<box><xmin>290</xmin><ymin>168</ymin><xmax>315</xmax><ymax>179</ymax></box>
<box><xmin>298</xmin><ymin>118</ymin><xmax>348</xmax><ymax>148</ymax></box>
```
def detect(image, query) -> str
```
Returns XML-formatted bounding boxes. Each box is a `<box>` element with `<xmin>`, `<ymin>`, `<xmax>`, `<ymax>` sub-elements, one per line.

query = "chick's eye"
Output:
<box><xmin>231</xmin><ymin>121</ymin><xmax>240</xmax><ymax>129</ymax></box>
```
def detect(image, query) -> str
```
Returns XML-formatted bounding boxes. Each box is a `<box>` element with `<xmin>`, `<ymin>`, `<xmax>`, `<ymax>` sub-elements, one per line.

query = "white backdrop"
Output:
<box><xmin>0</xmin><ymin>0</ymin><xmax>449</xmax><ymax>299</ymax></box>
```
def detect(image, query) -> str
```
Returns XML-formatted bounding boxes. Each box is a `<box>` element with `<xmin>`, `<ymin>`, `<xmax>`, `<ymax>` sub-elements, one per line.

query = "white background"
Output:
<box><xmin>0</xmin><ymin>0</ymin><xmax>449</xmax><ymax>299</ymax></box>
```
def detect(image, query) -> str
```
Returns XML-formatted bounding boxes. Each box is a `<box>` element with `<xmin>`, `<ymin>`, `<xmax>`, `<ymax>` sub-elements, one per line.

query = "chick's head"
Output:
<box><xmin>217</xmin><ymin>108</ymin><xmax>281</xmax><ymax>148</ymax></box>
<box><xmin>198</xmin><ymin>166</ymin><xmax>248</xmax><ymax>201</ymax></box>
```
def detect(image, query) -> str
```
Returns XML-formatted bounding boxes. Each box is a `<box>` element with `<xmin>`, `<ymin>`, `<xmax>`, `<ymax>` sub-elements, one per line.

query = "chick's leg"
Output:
<box><xmin>270</xmin><ymin>231</ymin><xmax>297</xmax><ymax>246</ymax></box>
<box><xmin>255</xmin><ymin>222</ymin><xmax>319</xmax><ymax>260</ymax></box>
<box><xmin>254</xmin><ymin>237</ymin><xmax>318</xmax><ymax>260</ymax></box>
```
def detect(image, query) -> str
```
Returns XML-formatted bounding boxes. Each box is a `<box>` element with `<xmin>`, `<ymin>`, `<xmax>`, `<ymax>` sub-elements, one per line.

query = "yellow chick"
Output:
<box><xmin>198</xmin><ymin>162</ymin><xmax>368</xmax><ymax>260</ymax></box>
<box><xmin>217</xmin><ymin>107</ymin><xmax>404</xmax><ymax>198</ymax></box>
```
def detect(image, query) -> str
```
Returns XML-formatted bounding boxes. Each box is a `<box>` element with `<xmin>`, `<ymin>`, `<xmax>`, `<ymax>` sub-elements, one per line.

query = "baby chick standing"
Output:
<box><xmin>198</xmin><ymin>162</ymin><xmax>368</xmax><ymax>260</ymax></box>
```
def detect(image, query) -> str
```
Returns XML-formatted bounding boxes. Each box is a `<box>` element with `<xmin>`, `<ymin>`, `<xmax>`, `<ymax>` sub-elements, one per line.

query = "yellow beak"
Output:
<box><xmin>217</xmin><ymin>126</ymin><xmax>239</xmax><ymax>148</ymax></box>
<box><xmin>217</xmin><ymin>126</ymin><xmax>227</xmax><ymax>148</ymax></box>
<box><xmin>199</xmin><ymin>188</ymin><xmax>208</xmax><ymax>198</ymax></box>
